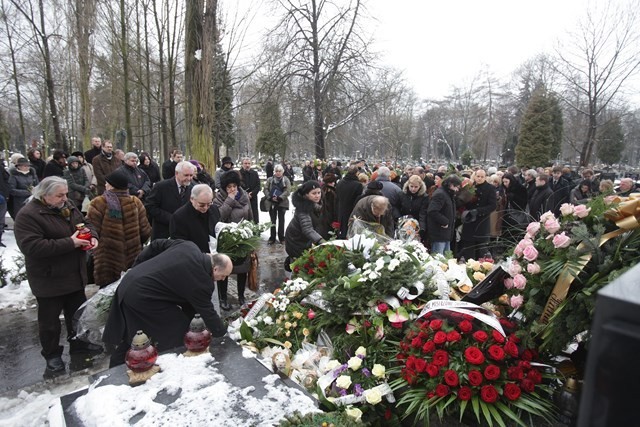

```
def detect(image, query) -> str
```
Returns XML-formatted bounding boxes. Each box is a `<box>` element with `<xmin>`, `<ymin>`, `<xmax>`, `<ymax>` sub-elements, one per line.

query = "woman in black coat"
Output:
<box><xmin>335</xmin><ymin>166</ymin><xmax>365</xmax><ymax>238</ymax></box>
<box><xmin>284</xmin><ymin>181</ymin><xmax>325</xmax><ymax>270</ymax></box>
<box><xmin>501</xmin><ymin>173</ymin><xmax>529</xmax><ymax>231</ymax></box>
<box><xmin>8</xmin><ymin>158</ymin><xmax>39</xmax><ymax>218</ymax></box>
<box><xmin>139</xmin><ymin>152</ymin><xmax>161</xmax><ymax>186</ymax></box>
<box><xmin>399</xmin><ymin>175</ymin><xmax>429</xmax><ymax>239</ymax></box>
<box><xmin>427</xmin><ymin>175</ymin><xmax>461</xmax><ymax>255</ymax></box>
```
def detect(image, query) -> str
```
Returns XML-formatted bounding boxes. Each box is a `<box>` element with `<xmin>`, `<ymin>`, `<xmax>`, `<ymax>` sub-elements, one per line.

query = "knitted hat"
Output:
<box><xmin>220</xmin><ymin>170</ymin><xmax>241</xmax><ymax>189</ymax></box>
<box><xmin>67</xmin><ymin>156</ymin><xmax>80</xmax><ymax>165</ymax></box>
<box><xmin>16</xmin><ymin>157</ymin><xmax>30</xmax><ymax>166</ymax></box>
<box><xmin>105</xmin><ymin>169</ymin><xmax>129</xmax><ymax>190</ymax></box>
<box><xmin>221</xmin><ymin>156</ymin><xmax>233</xmax><ymax>166</ymax></box>
<box><xmin>366</xmin><ymin>180</ymin><xmax>383</xmax><ymax>191</ymax></box>
<box><xmin>297</xmin><ymin>180</ymin><xmax>321</xmax><ymax>196</ymax></box>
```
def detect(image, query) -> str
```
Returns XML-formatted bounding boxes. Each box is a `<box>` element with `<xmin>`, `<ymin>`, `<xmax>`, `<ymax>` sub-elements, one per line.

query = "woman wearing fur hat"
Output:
<box><xmin>8</xmin><ymin>157</ymin><xmax>39</xmax><ymax>218</ymax></box>
<box><xmin>86</xmin><ymin>169</ymin><xmax>151</xmax><ymax>287</ymax></box>
<box><xmin>213</xmin><ymin>170</ymin><xmax>252</xmax><ymax>309</ymax></box>
<box><xmin>63</xmin><ymin>156</ymin><xmax>90</xmax><ymax>211</ymax></box>
<box><xmin>284</xmin><ymin>181</ymin><xmax>325</xmax><ymax>273</ymax></box>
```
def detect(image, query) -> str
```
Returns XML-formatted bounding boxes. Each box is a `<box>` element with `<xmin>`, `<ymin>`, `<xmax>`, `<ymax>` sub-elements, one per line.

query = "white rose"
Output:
<box><xmin>347</xmin><ymin>356</ymin><xmax>362</xmax><ymax>371</ymax></box>
<box><xmin>371</xmin><ymin>364</ymin><xmax>386</xmax><ymax>378</ymax></box>
<box><xmin>325</xmin><ymin>359</ymin><xmax>341</xmax><ymax>372</ymax></box>
<box><xmin>263</xmin><ymin>316</ymin><xmax>273</xmax><ymax>325</ymax></box>
<box><xmin>345</xmin><ymin>407</ymin><xmax>363</xmax><ymax>422</ymax></box>
<box><xmin>336</xmin><ymin>375</ymin><xmax>352</xmax><ymax>390</ymax></box>
<box><xmin>364</xmin><ymin>388</ymin><xmax>383</xmax><ymax>405</ymax></box>
<box><xmin>355</xmin><ymin>346</ymin><xmax>367</xmax><ymax>357</ymax></box>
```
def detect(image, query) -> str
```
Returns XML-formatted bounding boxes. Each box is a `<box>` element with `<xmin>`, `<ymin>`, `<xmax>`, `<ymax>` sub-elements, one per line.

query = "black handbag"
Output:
<box><xmin>259</xmin><ymin>196</ymin><xmax>268</xmax><ymax>212</ymax></box>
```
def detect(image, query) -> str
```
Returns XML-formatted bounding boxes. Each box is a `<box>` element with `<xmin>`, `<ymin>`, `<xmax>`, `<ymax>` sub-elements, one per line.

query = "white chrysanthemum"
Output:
<box><xmin>375</xmin><ymin>258</ymin><xmax>385</xmax><ymax>271</ymax></box>
<box><xmin>388</xmin><ymin>258</ymin><xmax>400</xmax><ymax>271</ymax></box>
<box><xmin>263</xmin><ymin>316</ymin><xmax>273</xmax><ymax>325</ymax></box>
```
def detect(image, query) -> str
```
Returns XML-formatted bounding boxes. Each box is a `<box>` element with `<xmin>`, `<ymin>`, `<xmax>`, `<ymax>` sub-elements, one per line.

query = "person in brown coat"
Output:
<box><xmin>14</xmin><ymin>176</ymin><xmax>102</xmax><ymax>373</ymax></box>
<box><xmin>92</xmin><ymin>140</ymin><xmax>122</xmax><ymax>195</ymax></box>
<box><xmin>86</xmin><ymin>169</ymin><xmax>151</xmax><ymax>288</ymax></box>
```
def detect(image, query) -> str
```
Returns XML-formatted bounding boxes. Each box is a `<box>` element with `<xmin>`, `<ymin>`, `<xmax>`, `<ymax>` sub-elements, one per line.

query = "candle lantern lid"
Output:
<box><xmin>131</xmin><ymin>330</ymin><xmax>151</xmax><ymax>349</ymax></box>
<box><xmin>189</xmin><ymin>314</ymin><xmax>207</xmax><ymax>332</ymax></box>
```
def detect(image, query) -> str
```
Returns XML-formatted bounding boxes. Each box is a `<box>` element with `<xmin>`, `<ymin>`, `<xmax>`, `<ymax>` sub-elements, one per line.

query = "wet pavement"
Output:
<box><xmin>0</xmin><ymin>239</ymin><xmax>288</xmax><ymax>397</ymax></box>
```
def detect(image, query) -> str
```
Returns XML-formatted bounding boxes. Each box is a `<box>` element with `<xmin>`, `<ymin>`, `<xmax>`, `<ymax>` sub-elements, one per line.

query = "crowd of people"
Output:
<box><xmin>4</xmin><ymin>137</ymin><xmax>637</xmax><ymax>374</ymax></box>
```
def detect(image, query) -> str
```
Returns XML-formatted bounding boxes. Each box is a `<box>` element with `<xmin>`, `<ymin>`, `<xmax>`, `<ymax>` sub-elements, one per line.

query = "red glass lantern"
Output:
<box><xmin>75</xmin><ymin>223</ymin><xmax>93</xmax><ymax>251</ymax></box>
<box><xmin>184</xmin><ymin>314</ymin><xmax>212</xmax><ymax>353</ymax></box>
<box><xmin>125</xmin><ymin>330</ymin><xmax>158</xmax><ymax>373</ymax></box>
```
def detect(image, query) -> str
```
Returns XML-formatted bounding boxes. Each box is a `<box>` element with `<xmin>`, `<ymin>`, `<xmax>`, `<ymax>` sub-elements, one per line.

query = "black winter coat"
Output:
<box><xmin>240</xmin><ymin>168</ymin><xmax>261</xmax><ymax>199</ymax></box>
<box><xmin>140</xmin><ymin>162</ymin><xmax>161</xmax><ymax>186</ymax></box>
<box><xmin>170</xmin><ymin>202</ymin><xmax>221</xmax><ymax>253</ymax></box>
<box><xmin>63</xmin><ymin>166</ymin><xmax>90</xmax><ymax>208</ymax></box>
<box><xmin>335</xmin><ymin>173</ymin><xmax>364</xmax><ymax>238</ymax></box>
<box><xmin>399</xmin><ymin>182</ymin><xmax>429</xmax><ymax>233</ymax></box>
<box><xmin>119</xmin><ymin>164</ymin><xmax>151</xmax><ymax>197</ymax></box>
<box><xmin>102</xmin><ymin>239</ymin><xmax>226</xmax><ymax>353</ymax></box>
<box><xmin>285</xmin><ymin>191</ymin><xmax>324</xmax><ymax>259</ymax></box>
<box><xmin>529</xmin><ymin>184</ymin><xmax>553</xmax><ymax>221</ymax></box>
<box><xmin>43</xmin><ymin>160</ymin><xmax>65</xmax><ymax>178</ymax></box>
<box><xmin>461</xmin><ymin>181</ymin><xmax>497</xmax><ymax>241</ymax></box>
<box><xmin>548</xmin><ymin>176</ymin><xmax>571</xmax><ymax>215</ymax></box>
<box><xmin>144</xmin><ymin>178</ymin><xmax>193</xmax><ymax>239</ymax></box>
<box><xmin>8</xmin><ymin>168</ymin><xmax>39</xmax><ymax>218</ymax></box>
<box><xmin>14</xmin><ymin>199</ymin><xmax>96</xmax><ymax>297</ymax></box>
<box><xmin>161</xmin><ymin>159</ymin><xmax>177</xmax><ymax>180</ymax></box>
<box><xmin>427</xmin><ymin>187</ymin><xmax>456</xmax><ymax>242</ymax></box>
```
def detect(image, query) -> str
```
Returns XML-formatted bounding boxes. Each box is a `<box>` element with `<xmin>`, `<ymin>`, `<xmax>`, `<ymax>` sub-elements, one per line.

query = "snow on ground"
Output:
<box><xmin>0</xmin><ymin>229</ymin><xmax>34</xmax><ymax>312</ymax></box>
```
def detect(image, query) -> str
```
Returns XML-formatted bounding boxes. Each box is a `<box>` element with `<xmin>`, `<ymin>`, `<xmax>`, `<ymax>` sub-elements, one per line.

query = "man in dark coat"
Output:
<box><xmin>458</xmin><ymin>169</ymin><xmax>497</xmax><ymax>260</ymax></box>
<box><xmin>427</xmin><ymin>175</ymin><xmax>462</xmax><ymax>255</ymax></box>
<box><xmin>170</xmin><ymin>184</ymin><xmax>220</xmax><ymax>253</ymax></box>
<box><xmin>335</xmin><ymin>165</ymin><xmax>364</xmax><ymax>238</ymax></box>
<box><xmin>145</xmin><ymin>161</ymin><xmax>196</xmax><ymax>240</ymax></box>
<box><xmin>119</xmin><ymin>152</ymin><xmax>151</xmax><ymax>199</ymax></box>
<box><xmin>548</xmin><ymin>165</ymin><xmax>571</xmax><ymax>215</ymax></box>
<box><xmin>161</xmin><ymin>149</ymin><xmax>183</xmax><ymax>180</ymax></box>
<box><xmin>14</xmin><ymin>176</ymin><xmax>101</xmax><ymax>372</ymax></box>
<box><xmin>43</xmin><ymin>149</ymin><xmax>67</xmax><ymax>178</ymax></box>
<box><xmin>103</xmin><ymin>239</ymin><xmax>232</xmax><ymax>367</ymax></box>
<box><xmin>265</xmin><ymin>159</ymin><xmax>274</xmax><ymax>179</ymax></box>
<box><xmin>239</xmin><ymin>157</ymin><xmax>261</xmax><ymax>223</ymax></box>
<box><xmin>92</xmin><ymin>140</ymin><xmax>122</xmax><ymax>195</ymax></box>
<box><xmin>529</xmin><ymin>174</ymin><xmax>553</xmax><ymax>221</ymax></box>
<box><xmin>83</xmin><ymin>137</ymin><xmax>102</xmax><ymax>165</ymax></box>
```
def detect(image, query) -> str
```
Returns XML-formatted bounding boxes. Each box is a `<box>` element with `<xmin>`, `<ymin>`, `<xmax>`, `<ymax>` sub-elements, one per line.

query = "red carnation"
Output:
<box><xmin>435</xmin><ymin>384</ymin><xmax>450</xmax><ymax>397</ymax></box>
<box><xmin>457</xmin><ymin>386</ymin><xmax>473</xmax><ymax>401</ymax></box>
<box><xmin>464</xmin><ymin>346</ymin><xmax>485</xmax><ymax>365</ymax></box>
<box><xmin>433</xmin><ymin>331</ymin><xmax>447</xmax><ymax>344</ymax></box>
<box><xmin>518</xmin><ymin>360</ymin><xmax>531</xmax><ymax>370</ymax></box>
<box><xmin>521</xmin><ymin>349</ymin><xmax>534</xmax><ymax>361</ymax></box>
<box><xmin>411</xmin><ymin>337</ymin><xmax>423</xmax><ymax>349</ymax></box>
<box><xmin>377</xmin><ymin>302</ymin><xmax>389</xmax><ymax>314</ymax></box>
<box><xmin>520</xmin><ymin>378</ymin><xmax>535</xmax><ymax>393</ymax></box>
<box><xmin>426</xmin><ymin>363</ymin><xmax>439</xmax><ymax>378</ymax></box>
<box><xmin>418</xmin><ymin>331</ymin><xmax>429</xmax><ymax>340</ymax></box>
<box><xmin>293</xmin><ymin>266</ymin><xmax>300</xmax><ymax>273</ymax></box>
<box><xmin>499</xmin><ymin>317</ymin><xmax>516</xmax><ymax>330</ymax></box>
<box><xmin>504</xmin><ymin>341</ymin><xmax>519</xmax><ymax>358</ymax></box>
<box><xmin>429</xmin><ymin>319</ymin><xmax>443</xmax><ymax>330</ymax></box>
<box><xmin>402</xmin><ymin>368</ymin><xmax>417</xmax><ymax>385</ymax></box>
<box><xmin>472</xmin><ymin>330</ymin><xmax>488</xmax><ymax>343</ymax></box>
<box><xmin>331</xmin><ymin>221</ymin><xmax>341</xmax><ymax>230</ymax></box>
<box><xmin>488</xmin><ymin>345</ymin><xmax>505</xmax><ymax>361</ymax></box>
<box><xmin>444</xmin><ymin>369</ymin><xmax>459</xmax><ymax>386</ymax></box>
<box><xmin>468</xmin><ymin>369</ymin><xmax>483</xmax><ymax>386</ymax></box>
<box><xmin>527</xmin><ymin>369</ymin><xmax>542</xmax><ymax>384</ymax></box>
<box><xmin>363</xmin><ymin>320</ymin><xmax>372</xmax><ymax>328</ymax></box>
<box><xmin>414</xmin><ymin>358</ymin><xmax>427</xmax><ymax>373</ymax></box>
<box><xmin>307</xmin><ymin>268</ymin><xmax>315</xmax><ymax>275</ymax></box>
<box><xmin>507</xmin><ymin>366</ymin><xmax>524</xmax><ymax>381</ymax></box>
<box><xmin>415</xmin><ymin>319</ymin><xmax>428</xmax><ymax>328</ymax></box>
<box><xmin>503</xmin><ymin>383</ymin><xmax>522</xmax><ymax>401</ymax></box>
<box><xmin>433</xmin><ymin>350</ymin><xmax>449</xmax><ymax>367</ymax></box>
<box><xmin>391</xmin><ymin>322</ymin><xmax>404</xmax><ymax>329</ymax></box>
<box><xmin>480</xmin><ymin>385</ymin><xmax>499</xmax><ymax>403</ymax></box>
<box><xmin>492</xmin><ymin>330</ymin><xmax>505</xmax><ymax>343</ymax></box>
<box><xmin>303</xmin><ymin>263</ymin><xmax>310</xmax><ymax>269</ymax></box>
<box><xmin>422</xmin><ymin>340</ymin><xmax>436</xmax><ymax>354</ymax></box>
<box><xmin>406</xmin><ymin>355</ymin><xmax>416</xmax><ymax>370</ymax></box>
<box><xmin>426</xmin><ymin>391</ymin><xmax>435</xmax><ymax>399</ymax></box>
<box><xmin>484</xmin><ymin>364</ymin><xmax>501</xmax><ymax>381</ymax></box>
<box><xmin>396</xmin><ymin>353</ymin><xmax>407</xmax><ymax>361</ymax></box>
<box><xmin>508</xmin><ymin>334</ymin><xmax>521</xmax><ymax>344</ymax></box>
<box><xmin>318</xmin><ymin>261</ymin><xmax>327</xmax><ymax>268</ymax></box>
<box><xmin>458</xmin><ymin>320</ymin><xmax>473</xmax><ymax>333</ymax></box>
<box><xmin>447</xmin><ymin>330</ymin><xmax>462</xmax><ymax>343</ymax></box>
<box><xmin>400</xmin><ymin>342</ymin><xmax>409</xmax><ymax>352</ymax></box>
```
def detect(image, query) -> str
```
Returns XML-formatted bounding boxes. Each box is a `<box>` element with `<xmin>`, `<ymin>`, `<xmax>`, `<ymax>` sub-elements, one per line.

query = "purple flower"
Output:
<box><xmin>357</xmin><ymin>354</ymin><xmax>365</xmax><ymax>359</ymax></box>
<box><xmin>339</xmin><ymin>389</ymin><xmax>348</xmax><ymax>396</ymax></box>
<box><xmin>354</xmin><ymin>383</ymin><xmax>364</xmax><ymax>396</ymax></box>
<box><xmin>362</xmin><ymin>368</ymin><xmax>371</xmax><ymax>377</ymax></box>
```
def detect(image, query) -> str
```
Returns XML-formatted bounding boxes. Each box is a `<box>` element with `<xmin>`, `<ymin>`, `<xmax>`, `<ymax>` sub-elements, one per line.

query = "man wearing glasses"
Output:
<box><xmin>170</xmin><ymin>184</ymin><xmax>220</xmax><ymax>253</ymax></box>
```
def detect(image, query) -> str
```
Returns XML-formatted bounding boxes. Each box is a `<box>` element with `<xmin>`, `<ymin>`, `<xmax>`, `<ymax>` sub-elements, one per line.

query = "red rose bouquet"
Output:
<box><xmin>391</xmin><ymin>308</ymin><xmax>557</xmax><ymax>426</ymax></box>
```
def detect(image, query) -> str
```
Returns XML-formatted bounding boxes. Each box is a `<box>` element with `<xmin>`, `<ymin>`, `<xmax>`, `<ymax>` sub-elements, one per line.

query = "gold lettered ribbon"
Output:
<box><xmin>539</xmin><ymin>195</ymin><xmax>640</xmax><ymax>324</ymax></box>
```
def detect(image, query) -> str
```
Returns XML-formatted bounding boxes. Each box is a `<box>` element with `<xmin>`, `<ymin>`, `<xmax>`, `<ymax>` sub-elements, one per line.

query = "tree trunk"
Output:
<box><xmin>152</xmin><ymin>0</ymin><xmax>169</xmax><ymax>159</ymax></box>
<box><xmin>74</xmin><ymin>0</ymin><xmax>95</xmax><ymax>150</ymax></box>
<box><xmin>120</xmin><ymin>0</ymin><xmax>132</xmax><ymax>152</ymax></box>
<box><xmin>38</xmin><ymin>0</ymin><xmax>63</xmax><ymax>148</ymax></box>
<box><xmin>1</xmin><ymin>5</ymin><xmax>26</xmax><ymax>151</ymax></box>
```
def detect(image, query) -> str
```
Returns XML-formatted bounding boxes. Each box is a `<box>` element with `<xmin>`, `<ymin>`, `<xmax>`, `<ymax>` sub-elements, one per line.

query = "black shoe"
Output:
<box><xmin>267</xmin><ymin>238</ymin><xmax>276</xmax><ymax>245</ymax></box>
<box><xmin>0</xmin><ymin>242</ymin><xmax>5</xmax><ymax>247</ymax></box>
<box><xmin>278</xmin><ymin>237</ymin><xmax>285</xmax><ymax>244</ymax></box>
<box><xmin>238</xmin><ymin>297</ymin><xmax>246</xmax><ymax>307</ymax></box>
<box><xmin>69</xmin><ymin>340</ymin><xmax>104</xmax><ymax>355</ymax></box>
<box><xmin>46</xmin><ymin>356</ymin><xmax>65</xmax><ymax>372</ymax></box>
<box><xmin>220</xmin><ymin>300</ymin><xmax>231</xmax><ymax>311</ymax></box>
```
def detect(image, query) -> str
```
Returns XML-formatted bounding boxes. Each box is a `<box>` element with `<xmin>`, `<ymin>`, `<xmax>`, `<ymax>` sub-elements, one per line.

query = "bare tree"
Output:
<box><xmin>1</xmin><ymin>1</ymin><xmax>26</xmax><ymax>151</ymax></box>
<box><xmin>552</xmin><ymin>0</ymin><xmax>640</xmax><ymax>166</ymax></box>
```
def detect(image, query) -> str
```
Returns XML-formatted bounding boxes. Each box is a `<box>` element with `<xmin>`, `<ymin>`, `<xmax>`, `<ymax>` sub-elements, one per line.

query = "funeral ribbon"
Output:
<box><xmin>539</xmin><ymin>194</ymin><xmax>640</xmax><ymax>324</ymax></box>
<box><xmin>418</xmin><ymin>300</ymin><xmax>506</xmax><ymax>337</ymax></box>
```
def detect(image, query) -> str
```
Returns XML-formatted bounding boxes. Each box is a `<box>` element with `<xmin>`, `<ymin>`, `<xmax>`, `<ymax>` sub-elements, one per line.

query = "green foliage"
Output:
<box><xmin>213</xmin><ymin>42</ymin><xmax>235</xmax><ymax>151</ymax></box>
<box><xmin>596</xmin><ymin>117</ymin><xmax>624</xmax><ymax>165</ymax></box>
<box><xmin>516</xmin><ymin>87</ymin><xmax>562</xmax><ymax>167</ymax></box>
<box><xmin>460</xmin><ymin>149</ymin><xmax>474</xmax><ymax>167</ymax></box>
<box><xmin>256</xmin><ymin>98</ymin><xmax>287</xmax><ymax>160</ymax></box>
<box><xmin>0</xmin><ymin>109</ymin><xmax>10</xmax><ymax>151</ymax></box>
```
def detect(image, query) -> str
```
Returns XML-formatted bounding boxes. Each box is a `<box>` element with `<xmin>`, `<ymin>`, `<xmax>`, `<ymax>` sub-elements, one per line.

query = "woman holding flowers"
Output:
<box><xmin>214</xmin><ymin>171</ymin><xmax>253</xmax><ymax>309</ymax></box>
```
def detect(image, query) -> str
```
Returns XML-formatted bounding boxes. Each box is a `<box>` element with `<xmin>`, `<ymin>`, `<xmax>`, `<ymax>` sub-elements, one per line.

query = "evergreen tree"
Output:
<box><xmin>256</xmin><ymin>99</ymin><xmax>287</xmax><ymax>160</ymax></box>
<box><xmin>516</xmin><ymin>88</ymin><xmax>562</xmax><ymax>168</ymax></box>
<box><xmin>597</xmin><ymin>117</ymin><xmax>624</xmax><ymax>165</ymax></box>
<box><xmin>0</xmin><ymin>109</ymin><xmax>9</xmax><ymax>152</ymax></box>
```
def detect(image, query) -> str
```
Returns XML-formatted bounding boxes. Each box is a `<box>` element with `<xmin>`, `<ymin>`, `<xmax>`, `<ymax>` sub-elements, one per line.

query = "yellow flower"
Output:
<box><xmin>336</xmin><ymin>375</ymin><xmax>352</xmax><ymax>389</ymax></box>
<box><xmin>293</xmin><ymin>311</ymin><xmax>303</xmax><ymax>319</ymax></box>
<box><xmin>303</xmin><ymin>328</ymin><xmax>310</xmax><ymax>336</ymax></box>
<box><xmin>472</xmin><ymin>271</ymin><xmax>486</xmax><ymax>282</ymax></box>
<box><xmin>283</xmin><ymin>341</ymin><xmax>292</xmax><ymax>349</ymax></box>
<box><xmin>325</xmin><ymin>359</ymin><xmax>341</xmax><ymax>372</ymax></box>
<box><xmin>275</xmin><ymin>318</ymin><xmax>281</xmax><ymax>325</ymax></box>
<box><xmin>468</xmin><ymin>260</ymin><xmax>481</xmax><ymax>271</ymax></box>
<box><xmin>292</xmin><ymin>321</ymin><xmax>297</xmax><ymax>328</ymax></box>
<box><xmin>283</xmin><ymin>314</ymin><xmax>289</xmax><ymax>320</ymax></box>
<box><xmin>481</xmin><ymin>261</ymin><xmax>494</xmax><ymax>271</ymax></box>
<box><xmin>440</xmin><ymin>263</ymin><xmax>449</xmax><ymax>272</ymax></box>
<box><xmin>372</xmin><ymin>364</ymin><xmax>386</xmax><ymax>378</ymax></box>
<box><xmin>285</xmin><ymin>330</ymin><xmax>291</xmax><ymax>337</ymax></box>
<box><xmin>347</xmin><ymin>356</ymin><xmax>362</xmax><ymax>371</ymax></box>
<box><xmin>345</xmin><ymin>407</ymin><xmax>362</xmax><ymax>422</ymax></box>
<box><xmin>355</xmin><ymin>346</ymin><xmax>367</xmax><ymax>357</ymax></box>
<box><xmin>364</xmin><ymin>388</ymin><xmax>382</xmax><ymax>405</ymax></box>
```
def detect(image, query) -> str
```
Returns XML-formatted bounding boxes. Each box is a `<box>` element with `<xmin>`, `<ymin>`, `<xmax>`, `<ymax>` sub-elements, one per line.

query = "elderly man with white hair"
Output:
<box><xmin>118</xmin><ymin>152</ymin><xmax>151</xmax><ymax>199</ymax></box>
<box><xmin>144</xmin><ymin>160</ymin><xmax>197</xmax><ymax>239</ymax></box>
<box><xmin>616</xmin><ymin>178</ymin><xmax>636</xmax><ymax>197</ymax></box>
<box><xmin>375</xmin><ymin>166</ymin><xmax>403</xmax><ymax>219</ymax></box>
<box><xmin>170</xmin><ymin>184</ymin><xmax>220</xmax><ymax>253</ymax></box>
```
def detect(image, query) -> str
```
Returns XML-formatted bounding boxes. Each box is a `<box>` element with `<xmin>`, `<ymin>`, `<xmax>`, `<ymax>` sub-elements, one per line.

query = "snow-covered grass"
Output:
<box><xmin>0</xmin><ymin>229</ymin><xmax>34</xmax><ymax>311</ymax></box>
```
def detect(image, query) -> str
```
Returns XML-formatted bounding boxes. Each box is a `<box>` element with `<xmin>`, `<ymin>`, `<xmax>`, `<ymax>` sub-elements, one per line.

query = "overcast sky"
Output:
<box><xmin>224</xmin><ymin>0</ymin><xmax>639</xmax><ymax>105</ymax></box>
